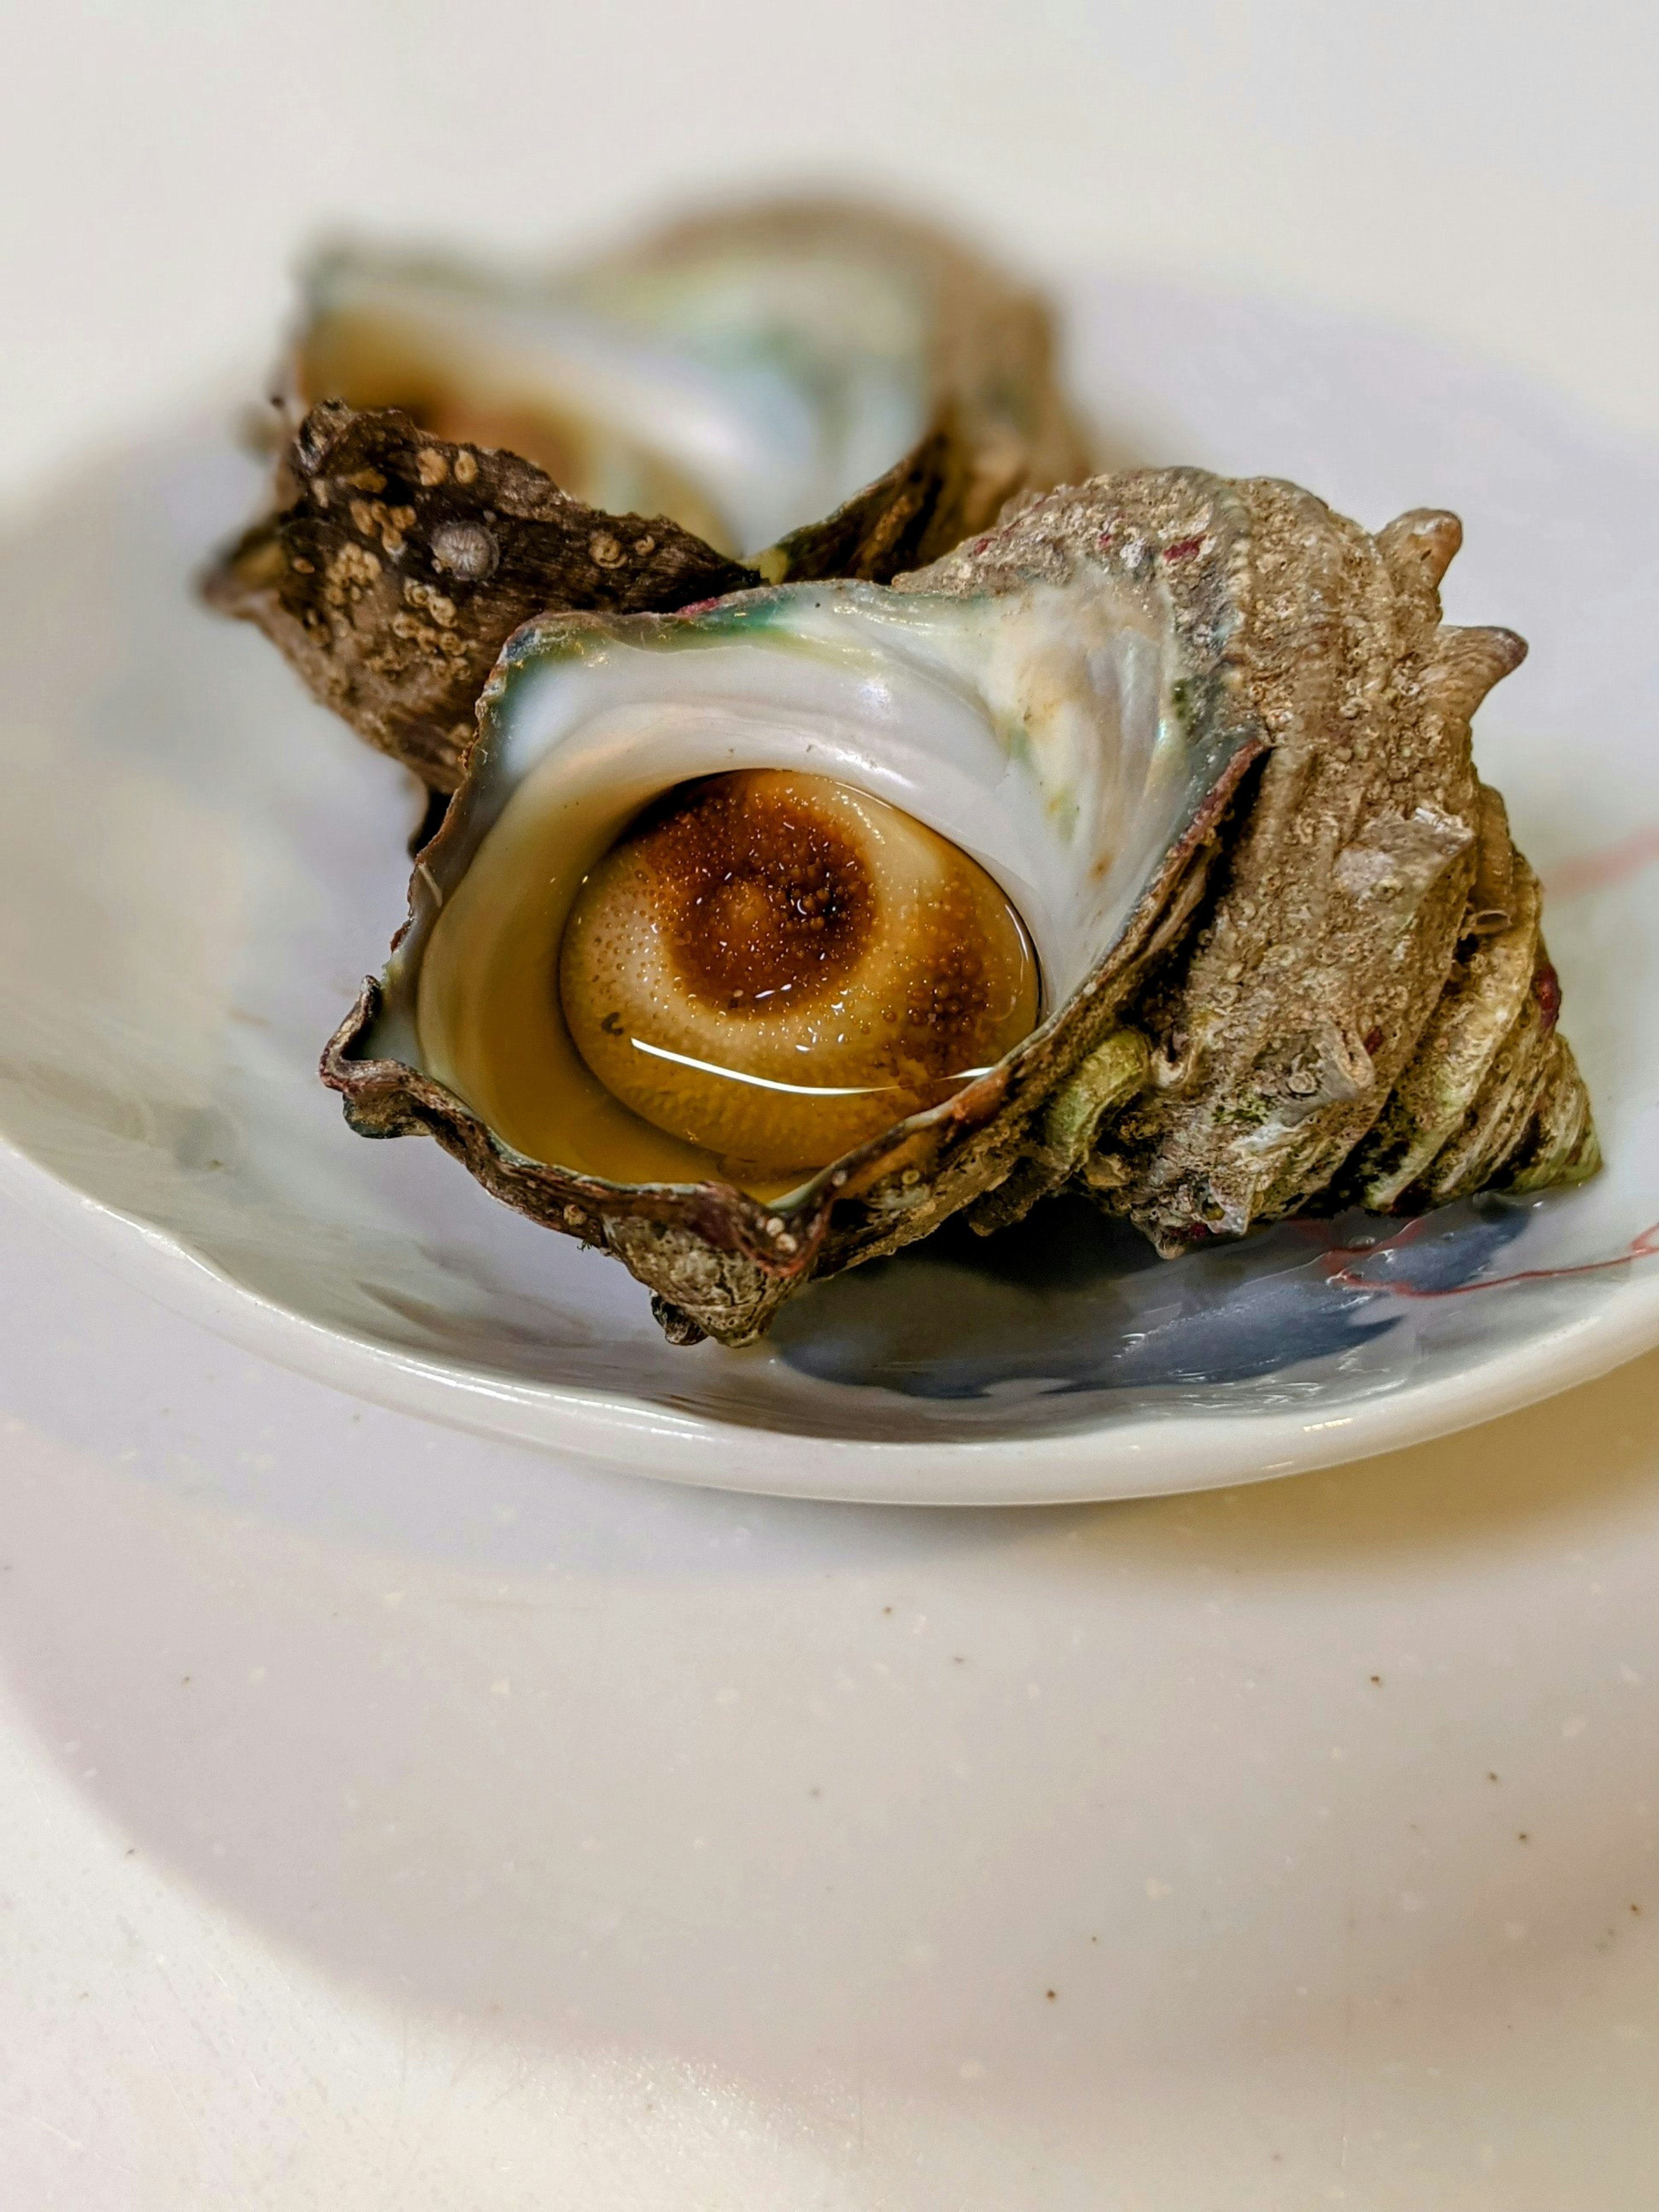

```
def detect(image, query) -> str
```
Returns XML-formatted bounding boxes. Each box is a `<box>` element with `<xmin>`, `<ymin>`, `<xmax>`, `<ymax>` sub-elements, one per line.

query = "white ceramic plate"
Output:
<box><xmin>1</xmin><ymin>277</ymin><xmax>1654</xmax><ymax>1503</ymax></box>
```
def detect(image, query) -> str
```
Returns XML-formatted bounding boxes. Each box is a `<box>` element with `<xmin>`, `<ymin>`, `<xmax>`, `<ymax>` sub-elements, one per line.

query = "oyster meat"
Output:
<box><xmin>206</xmin><ymin>198</ymin><xmax>1095</xmax><ymax>791</ymax></box>
<box><xmin>323</xmin><ymin>467</ymin><xmax>1596</xmax><ymax>1348</ymax></box>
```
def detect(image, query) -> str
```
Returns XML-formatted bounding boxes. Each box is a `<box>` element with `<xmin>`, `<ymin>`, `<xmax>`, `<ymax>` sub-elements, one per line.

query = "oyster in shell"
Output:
<box><xmin>323</xmin><ymin>467</ymin><xmax>1596</xmax><ymax>1348</ymax></box>
<box><xmin>205</xmin><ymin>199</ymin><xmax>1095</xmax><ymax>791</ymax></box>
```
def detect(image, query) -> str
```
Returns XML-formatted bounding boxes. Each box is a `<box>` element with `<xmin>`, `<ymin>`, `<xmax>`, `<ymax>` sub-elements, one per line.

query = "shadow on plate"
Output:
<box><xmin>771</xmin><ymin>1190</ymin><xmax>1536</xmax><ymax>1402</ymax></box>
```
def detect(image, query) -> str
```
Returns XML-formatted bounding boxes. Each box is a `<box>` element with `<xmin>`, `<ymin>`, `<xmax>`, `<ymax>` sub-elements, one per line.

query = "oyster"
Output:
<box><xmin>323</xmin><ymin>467</ymin><xmax>1597</xmax><ymax>1348</ymax></box>
<box><xmin>206</xmin><ymin>199</ymin><xmax>1095</xmax><ymax>791</ymax></box>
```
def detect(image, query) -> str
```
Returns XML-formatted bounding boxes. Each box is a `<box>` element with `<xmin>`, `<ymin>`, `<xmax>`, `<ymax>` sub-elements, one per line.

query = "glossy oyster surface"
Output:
<box><xmin>324</xmin><ymin>470</ymin><xmax>1596</xmax><ymax>1348</ymax></box>
<box><xmin>209</xmin><ymin>200</ymin><xmax>1093</xmax><ymax>791</ymax></box>
<box><xmin>556</xmin><ymin>768</ymin><xmax>1042</xmax><ymax>1175</ymax></box>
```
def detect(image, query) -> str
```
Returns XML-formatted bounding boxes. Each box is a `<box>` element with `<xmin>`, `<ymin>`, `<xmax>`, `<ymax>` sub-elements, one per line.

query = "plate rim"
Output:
<box><xmin>8</xmin><ymin>1130</ymin><xmax>1655</xmax><ymax>1505</ymax></box>
<box><xmin>8</xmin><ymin>382</ymin><xmax>1657</xmax><ymax>1507</ymax></box>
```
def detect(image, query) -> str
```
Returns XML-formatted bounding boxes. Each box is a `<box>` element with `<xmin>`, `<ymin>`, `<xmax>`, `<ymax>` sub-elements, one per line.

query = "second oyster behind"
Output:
<box><xmin>295</xmin><ymin>196</ymin><xmax>1094</xmax><ymax>561</ymax></box>
<box><xmin>209</xmin><ymin>196</ymin><xmax>1097</xmax><ymax>791</ymax></box>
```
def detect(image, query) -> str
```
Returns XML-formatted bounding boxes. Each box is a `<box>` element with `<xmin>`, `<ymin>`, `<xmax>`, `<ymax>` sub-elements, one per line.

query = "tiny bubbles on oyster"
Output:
<box><xmin>559</xmin><ymin>770</ymin><xmax>1039</xmax><ymax>1179</ymax></box>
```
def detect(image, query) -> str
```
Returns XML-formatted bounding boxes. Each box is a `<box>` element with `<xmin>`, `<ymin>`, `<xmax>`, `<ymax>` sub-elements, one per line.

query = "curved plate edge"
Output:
<box><xmin>6</xmin><ymin>1130</ymin><xmax>1656</xmax><ymax>1506</ymax></box>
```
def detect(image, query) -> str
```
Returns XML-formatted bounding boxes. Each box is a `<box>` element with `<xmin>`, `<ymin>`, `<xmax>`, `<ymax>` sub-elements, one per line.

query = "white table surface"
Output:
<box><xmin>2</xmin><ymin>1187</ymin><xmax>1653</xmax><ymax>2208</ymax></box>
<box><xmin>0</xmin><ymin>6</ymin><xmax>1655</xmax><ymax>2204</ymax></box>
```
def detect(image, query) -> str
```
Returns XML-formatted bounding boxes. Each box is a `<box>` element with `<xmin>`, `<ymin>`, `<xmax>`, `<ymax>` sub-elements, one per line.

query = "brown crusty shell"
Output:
<box><xmin>1082</xmin><ymin>499</ymin><xmax>1599</xmax><ymax>1252</ymax></box>
<box><xmin>203</xmin><ymin>403</ymin><xmax>758</xmax><ymax>792</ymax></box>
<box><xmin>319</xmin><ymin>467</ymin><xmax>1595</xmax><ymax>1348</ymax></box>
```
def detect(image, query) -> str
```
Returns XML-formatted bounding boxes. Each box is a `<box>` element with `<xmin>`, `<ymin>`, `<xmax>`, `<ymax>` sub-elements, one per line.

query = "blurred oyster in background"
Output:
<box><xmin>207</xmin><ymin>197</ymin><xmax>1096</xmax><ymax>789</ymax></box>
<box><xmin>292</xmin><ymin>197</ymin><xmax>1095</xmax><ymax>559</ymax></box>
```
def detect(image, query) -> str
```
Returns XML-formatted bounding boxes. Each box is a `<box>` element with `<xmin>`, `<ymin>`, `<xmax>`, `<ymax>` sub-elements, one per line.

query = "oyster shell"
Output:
<box><xmin>206</xmin><ymin>198</ymin><xmax>1094</xmax><ymax>791</ymax></box>
<box><xmin>1079</xmin><ymin>503</ymin><xmax>1601</xmax><ymax>1251</ymax></box>
<box><xmin>324</xmin><ymin>467</ymin><xmax>1594</xmax><ymax>1349</ymax></box>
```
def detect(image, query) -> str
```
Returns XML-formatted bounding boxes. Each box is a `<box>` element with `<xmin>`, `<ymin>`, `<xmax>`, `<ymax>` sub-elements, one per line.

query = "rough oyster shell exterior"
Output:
<box><xmin>1068</xmin><ymin>497</ymin><xmax>1599</xmax><ymax>1249</ymax></box>
<box><xmin>324</xmin><ymin>469</ymin><xmax>1264</xmax><ymax>1343</ymax></box>
<box><xmin>323</xmin><ymin>469</ymin><xmax>1595</xmax><ymax>1348</ymax></box>
<box><xmin>203</xmin><ymin>403</ymin><xmax>757</xmax><ymax>793</ymax></box>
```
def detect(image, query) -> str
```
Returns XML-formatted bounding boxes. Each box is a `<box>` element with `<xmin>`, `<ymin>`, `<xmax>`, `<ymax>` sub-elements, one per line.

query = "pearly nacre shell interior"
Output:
<box><xmin>406</xmin><ymin>573</ymin><xmax>1197</xmax><ymax>1194</ymax></box>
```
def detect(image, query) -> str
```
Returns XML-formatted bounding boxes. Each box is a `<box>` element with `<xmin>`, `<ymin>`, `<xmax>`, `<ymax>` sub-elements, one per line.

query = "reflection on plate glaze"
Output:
<box><xmin>771</xmin><ymin>1196</ymin><xmax>1546</xmax><ymax>1402</ymax></box>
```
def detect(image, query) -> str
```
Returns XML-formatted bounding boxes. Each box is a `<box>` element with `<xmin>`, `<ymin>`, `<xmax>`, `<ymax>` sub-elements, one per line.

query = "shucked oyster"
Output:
<box><xmin>206</xmin><ymin>199</ymin><xmax>1094</xmax><ymax>791</ymax></box>
<box><xmin>324</xmin><ymin>469</ymin><xmax>1596</xmax><ymax>1347</ymax></box>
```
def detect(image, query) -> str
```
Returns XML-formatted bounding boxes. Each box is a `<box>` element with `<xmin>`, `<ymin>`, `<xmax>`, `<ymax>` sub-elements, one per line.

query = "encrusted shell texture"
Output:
<box><xmin>321</xmin><ymin>473</ymin><xmax>1256</xmax><ymax>1336</ymax></box>
<box><xmin>204</xmin><ymin>403</ymin><xmax>756</xmax><ymax>793</ymax></box>
<box><xmin>324</xmin><ymin>469</ymin><xmax>1595</xmax><ymax>1347</ymax></box>
<box><xmin>1072</xmin><ymin>497</ymin><xmax>1599</xmax><ymax>1253</ymax></box>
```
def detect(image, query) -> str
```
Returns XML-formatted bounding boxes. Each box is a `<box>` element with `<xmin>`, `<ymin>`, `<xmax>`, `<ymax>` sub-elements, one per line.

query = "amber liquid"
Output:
<box><xmin>557</xmin><ymin>772</ymin><xmax>1040</xmax><ymax>1176</ymax></box>
<box><xmin>419</xmin><ymin>769</ymin><xmax>1041</xmax><ymax>1198</ymax></box>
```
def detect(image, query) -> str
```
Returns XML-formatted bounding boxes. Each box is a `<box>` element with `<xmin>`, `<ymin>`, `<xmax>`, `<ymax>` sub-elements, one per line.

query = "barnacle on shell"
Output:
<box><xmin>203</xmin><ymin>402</ymin><xmax>757</xmax><ymax>793</ymax></box>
